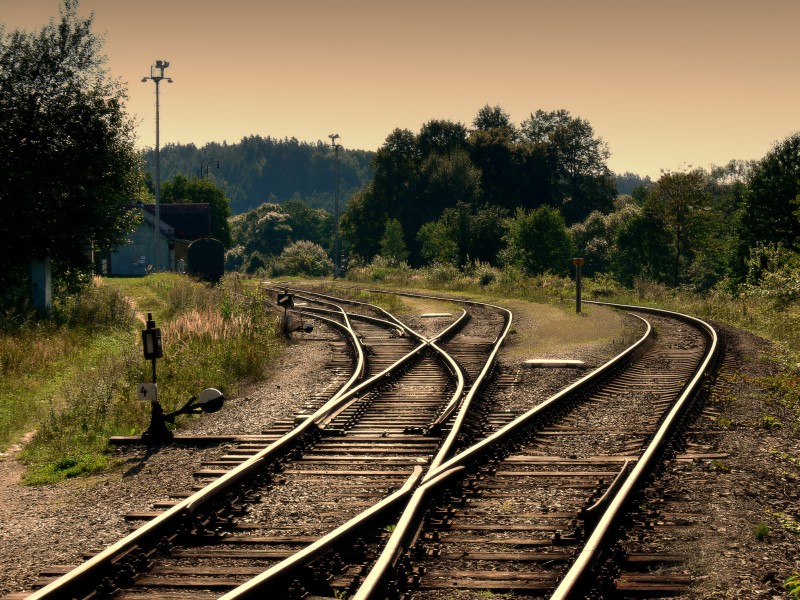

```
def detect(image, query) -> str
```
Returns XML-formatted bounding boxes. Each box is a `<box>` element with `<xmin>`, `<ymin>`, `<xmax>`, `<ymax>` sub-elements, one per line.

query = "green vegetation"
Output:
<box><xmin>710</xmin><ymin>460</ymin><xmax>730</xmax><ymax>473</ymax></box>
<box><xmin>753</xmin><ymin>522</ymin><xmax>770</xmax><ymax>541</ymax></box>
<box><xmin>772</xmin><ymin>512</ymin><xmax>800</xmax><ymax>534</ymax></box>
<box><xmin>1</xmin><ymin>274</ymin><xmax>281</xmax><ymax>484</ymax></box>
<box><xmin>760</xmin><ymin>414</ymin><xmax>781</xmax><ymax>430</ymax></box>
<box><xmin>145</xmin><ymin>136</ymin><xmax>373</xmax><ymax>215</ymax></box>
<box><xmin>787</xmin><ymin>573</ymin><xmax>800</xmax><ymax>598</ymax></box>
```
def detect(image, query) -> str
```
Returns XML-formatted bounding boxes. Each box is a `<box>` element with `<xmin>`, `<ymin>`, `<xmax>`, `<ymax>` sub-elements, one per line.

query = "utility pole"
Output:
<box><xmin>200</xmin><ymin>157</ymin><xmax>219</xmax><ymax>179</ymax></box>
<box><xmin>142</xmin><ymin>60</ymin><xmax>173</xmax><ymax>271</ymax></box>
<box><xmin>328</xmin><ymin>133</ymin><xmax>341</xmax><ymax>278</ymax></box>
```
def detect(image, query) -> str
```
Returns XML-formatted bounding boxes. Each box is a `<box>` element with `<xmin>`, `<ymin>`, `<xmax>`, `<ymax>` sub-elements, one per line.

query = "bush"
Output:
<box><xmin>421</xmin><ymin>262</ymin><xmax>462</xmax><ymax>286</ymax></box>
<box><xmin>743</xmin><ymin>243</ymin><xmax>800</xmax><ymax>307</ymax></box>
<box><xmin>272</xmin><ymin>241</ymin><xmax>333</xmax><ymax>277</ymax></box>
<box><xmin>12</xmin><ymin>275</ymin><xmax>283</xmax><ymax>484</ymax></box>
<box><xmin>54</xmin><ymin>279</ymin><xmax>135</xmax><ymax>329</ymax></box>
<box><xmin>225</xmin><ymin>245</ymin><xmax>246</xmax><ymax>272</ymax></box>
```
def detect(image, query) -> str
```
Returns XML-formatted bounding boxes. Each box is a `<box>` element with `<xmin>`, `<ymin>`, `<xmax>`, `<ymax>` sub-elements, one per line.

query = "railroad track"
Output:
<box><xmin>9</xmin><ymin>286</ymin><xmax>510</xmax><ymax>600</ymax></box>
<box><xmin>349</xmin><ymin>303</ymin><xmax>719</xmax><ymax>599</ymax></box>
<box><xmin>8</xmin><ymin>292</ymin><xmax>721</xmax><ymax>600</ymax></box>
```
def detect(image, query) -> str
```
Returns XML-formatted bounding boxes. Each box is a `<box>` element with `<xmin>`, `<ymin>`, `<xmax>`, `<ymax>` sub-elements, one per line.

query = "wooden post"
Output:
<box><xmin>30</xmin><ymin>256</ymin><xmax>52</xmax><ymax>314</ymax></box>
<box><xmin>572</xmin><ymin>258</ymin><xmax>584</xmax><ymax>314</ymax></box>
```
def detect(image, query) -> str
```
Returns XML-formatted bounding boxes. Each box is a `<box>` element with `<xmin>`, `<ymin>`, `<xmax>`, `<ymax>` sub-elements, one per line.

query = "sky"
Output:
<box><xmin>2</xmin><ymin>0</ymin><xmax>799</xmax><ymax>179</ymax></box>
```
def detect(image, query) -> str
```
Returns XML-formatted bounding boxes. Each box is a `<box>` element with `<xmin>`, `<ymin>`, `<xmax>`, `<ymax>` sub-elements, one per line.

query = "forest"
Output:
<box><xmin>142</xmin><ymin>136</ymin><xmax>374</xmax><ymax>215</ymax></box>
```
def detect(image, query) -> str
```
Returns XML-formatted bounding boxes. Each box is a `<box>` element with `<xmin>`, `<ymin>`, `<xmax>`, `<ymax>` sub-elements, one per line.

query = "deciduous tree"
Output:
<box><xmin>0</xmin><ymin>0</ymin><xmax>144</xmax><ymax>299</ymax></box>
<box><xmin>502</xmin><ymin>206</ymin><xmax>574</xmax><ymax>275</ymax></box>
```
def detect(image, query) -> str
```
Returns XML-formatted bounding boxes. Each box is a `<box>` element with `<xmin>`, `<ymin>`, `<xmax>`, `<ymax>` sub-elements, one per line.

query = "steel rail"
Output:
<box><xmin>329</xmin><ymin>286</ymin><xmax>515</xmax><ymax>462</ymax></box>
<box><xmin>550</xmin><ymin>302</ymin><xmax>719</xmax><ymax>600</ymax></box>
<box><xmin>351</xmin><ymin>313</ymin><xmax>653</xmax><ymax>600</ymax></box>
<box><xmin>219</xmin><ymin>466</ymin><xmax>426</xmax><ymax>600</ymax></box>
<box><xmin>22</xmin><ymin>294</ymin><xmax>403</xmax><ymax>600</ymax></box>
<box><xmin>301</xmin><ymin>311</ymin><xmax>366</xmax><ymax>403</ymax></box>
<box><xmin>208</xmin><ymin>297</ymin><xmax>478</xmax><ymax>599</ymax></box>
<box><xmin>352</xmin><ymin>466</ymin><xmax>468</xmax><ymax>600</ymax></box>
<box><xmin>274</xmin><ymin>285</ymin><xmax>429</xmax><ymax>342</ymax></box>
<box><xmin>282</xmin><ymin>286</ymin><xmax>470</xmax><ymax>435</ymax></box>
<box><xmin>424</xmin><ymin>304</ymin><xmax>512</xmax><ymax>461</ymax></box>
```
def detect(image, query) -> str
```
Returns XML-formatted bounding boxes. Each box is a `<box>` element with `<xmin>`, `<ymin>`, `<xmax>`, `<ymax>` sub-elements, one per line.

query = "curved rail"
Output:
<box><xmin>352</xmin><ymin>312</ymin><xmax>653</xmax><ymax>599</ymax></box>
<box><xmin>216</xmin><ymin>289</ymin><xmax>506</xmax><ymax>599</ymax></box>
<box><xmin>23</xmin><ymin>289</ymin><xmax>434</xmax><ymax>600</ymax></box>
<box><xmin>550</xmin><ymin>302</ymin><xmax>719</xmax><ymax>599</ymax></box>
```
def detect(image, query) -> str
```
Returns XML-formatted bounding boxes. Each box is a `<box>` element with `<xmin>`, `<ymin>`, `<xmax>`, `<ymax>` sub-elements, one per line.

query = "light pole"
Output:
<box><xmin>200</xmin><ymin>157</ymin><xmax>219</xmax><ymax>179</ymax></box>
<box><xmin>142</xmin><ymin>60</ymin><xmax>173</xmax><ymax>271</ymax></box>
<box><xmin>328</xmin><ymin>133</ymin><xmax>341</xmax><ymax>278</ymax></box>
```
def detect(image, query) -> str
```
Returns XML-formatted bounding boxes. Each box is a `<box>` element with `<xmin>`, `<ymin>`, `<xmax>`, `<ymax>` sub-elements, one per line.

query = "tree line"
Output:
<box><xmin>142</xmin><ymin>136</ymin><xmax>374</xmax><ymax>215</ymax></box>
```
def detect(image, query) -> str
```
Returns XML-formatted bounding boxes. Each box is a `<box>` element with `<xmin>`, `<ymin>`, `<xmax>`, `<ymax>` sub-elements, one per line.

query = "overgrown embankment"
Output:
<box><xmin>0</xmin><ymin>274</ymin><xmax>281</xmax><ymax>484</ymax></box>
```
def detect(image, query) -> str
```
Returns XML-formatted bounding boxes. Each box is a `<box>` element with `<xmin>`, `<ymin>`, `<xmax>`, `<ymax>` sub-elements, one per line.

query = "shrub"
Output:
<box><xmin>272</xmin><ymin>241</ymin><xmax>333</xmax><ymax>277</ymax></box>
<box><xmin>54</xmin><ymin>279</ymin><xmax>135</xmax><ymax>329</ymax></box>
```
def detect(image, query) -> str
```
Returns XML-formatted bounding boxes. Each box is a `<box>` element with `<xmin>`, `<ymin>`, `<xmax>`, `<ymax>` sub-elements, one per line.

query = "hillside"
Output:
<box><xmin>142</xmin><ymin>135</ymin><xmax>375</xmax><ymax>215</ymax></box>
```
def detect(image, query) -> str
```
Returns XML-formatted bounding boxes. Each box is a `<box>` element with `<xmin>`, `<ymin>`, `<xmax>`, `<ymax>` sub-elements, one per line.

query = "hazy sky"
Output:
<box><xmin>3</xmin><ymin>0</ymin><xmax>798</xmax><ymax>178</ymax></box>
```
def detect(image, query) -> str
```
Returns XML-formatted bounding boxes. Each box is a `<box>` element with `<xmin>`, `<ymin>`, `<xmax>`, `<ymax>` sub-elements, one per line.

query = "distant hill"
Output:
<box><xmin>142</xmin><ymin>135</ymin><xmax>374</xmax><ymax>215</ymax></box>
<box><xmin>615</xmin><ymin>171</ymin><xmax>652</xmax><ymax>195</ymax></box>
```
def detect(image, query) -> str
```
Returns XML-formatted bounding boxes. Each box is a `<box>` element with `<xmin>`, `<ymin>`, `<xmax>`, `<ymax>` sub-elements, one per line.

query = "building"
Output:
<box><xmin>96</xmin><ymin>203</ymin><xmax>211</xmax><ymax>276</ymax></box>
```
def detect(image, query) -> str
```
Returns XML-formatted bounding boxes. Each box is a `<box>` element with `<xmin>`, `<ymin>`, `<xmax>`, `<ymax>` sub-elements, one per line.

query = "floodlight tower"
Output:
<box><xmin>328</xmin><ymin>133</ymin><xmax>341</xmax><ymax>278</ymax></box>
<box><xmin>142</xmin><ymin>60</ymin><xmax>173</xmax><ymax>271</ymax></box>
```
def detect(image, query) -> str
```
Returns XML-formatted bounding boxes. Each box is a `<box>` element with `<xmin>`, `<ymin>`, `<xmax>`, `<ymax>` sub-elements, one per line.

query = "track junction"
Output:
<box><xmin>5</xmin><ymin>286</ymin><xmax>722</xmax><ymax>600</ymax></box>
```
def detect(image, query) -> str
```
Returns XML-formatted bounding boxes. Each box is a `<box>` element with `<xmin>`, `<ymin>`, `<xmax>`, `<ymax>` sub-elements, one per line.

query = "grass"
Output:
<box><xmin>753</xmin><ymin>522</ymin><xmax>770</xmax><ymax>541</ymax></box>
<box><xmin>2</xmin><ymin>273</ymin><xmax>282</xmax><ymax>484</ymax></box>
<box><xmin>344</xmin><ymin>262</ymin><xmax>800</xmax><ymax>430</ymax></box>
<box><xmin>787</xmin><ymin>573</ymin><xmax>800</xmax><ymax>598</ymax></box>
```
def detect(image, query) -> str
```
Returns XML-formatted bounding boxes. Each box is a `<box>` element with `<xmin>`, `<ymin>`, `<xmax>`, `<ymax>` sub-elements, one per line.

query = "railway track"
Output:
<box><xmin>349</xmin><ymin>303</ymin><xmax>719</xmax><ymax>599</ymax></box>
<box><xmin>7</xmin><ymin>291</ymin><xmax>721</xmax><ymax>600</ymax></box>
<box><xmin>9</xmin><ymin>286</ymin><xmax>510</xmax><ymax>600</ymax></box>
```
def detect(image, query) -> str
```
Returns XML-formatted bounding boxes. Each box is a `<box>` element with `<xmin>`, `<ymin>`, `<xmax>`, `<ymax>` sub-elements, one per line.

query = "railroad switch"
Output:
<box><xmin>139</xmin><ymin>314</ymin><xmax>225</xmax><ymax>444</ymax></box>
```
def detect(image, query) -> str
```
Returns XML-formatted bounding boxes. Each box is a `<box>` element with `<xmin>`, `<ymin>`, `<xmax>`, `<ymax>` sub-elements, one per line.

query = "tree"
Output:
<box><xmin>417</xmin><ymin>119</ymin><xmax>468</xmax><ymax>157</ymax></box>
<box><xmin>273</xmin><ymin>240</ymin><xmax>333</xmax><ymax>277</ymax></box>
<box><xmin>161</xmin><ymin>174</ymin><xmax>233</xmax><ymax>247</ymax></box>
<box><xmin>0</xmin><ymin>0</ymin><xmax>143</xmax><ymax>299</ymax></box>
<box><xmin>609</xmin><ymin>211</ymin><xmax>674</xmax><ymax>287</ymax></box>
<box><xmin>740</xmin><ymin>133</ymin><xmax>800</xmax><ymax>261</ymax></box>
<box><xmin>570</xmin><ymin>199</ymin><xmax>643</xmax><ymax>276</ymax></box>
<box><xmin>502</xmin><ymin>206</ymin><xmax>574</xmax><ymax>275</ymax></box>
<box><xmin>230</xmin><ymin>203</ymin><xmax>293</xmax><ymax>258</ymax></box>
<box><xmin>417</xmin><ymin>202</ymin><xmax>508</xmax><ymax>267</ymax></box>
<box><xmin>380</xmin><ymin>219</ymin><xmax>409</xmax><ymax>265</ymax></box>
<box><xmin>520</xmin><ymin>110</ymin><xmax>614</xmax><ymax>223</ymax></box>
<box><xmin>644</xmin><ymin>170</ymin><xmax>711</xmax><ymax>287</ymax></box>
<box><xmin>473</xmin><ymin>104</ymin><xmax>516</xmax><ymax>138</ymax></box>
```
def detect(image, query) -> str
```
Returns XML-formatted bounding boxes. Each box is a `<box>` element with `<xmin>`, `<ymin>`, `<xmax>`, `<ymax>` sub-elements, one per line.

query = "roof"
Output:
<box><xmin>143</xmin><ymin>203</ymin><xmax>211</xmax><ymax>241</ymax></box>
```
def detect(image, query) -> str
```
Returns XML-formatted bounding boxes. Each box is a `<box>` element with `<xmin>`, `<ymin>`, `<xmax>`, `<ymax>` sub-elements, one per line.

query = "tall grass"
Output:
<box><xmin>347</xmin><ymin>261</ymin><xmax>800</xmax><ymax>357</ymax></box>
<box><xmin>2</xmin><ymin>274</ymin><xmax>282</xmax><ymax>484</ymax></box>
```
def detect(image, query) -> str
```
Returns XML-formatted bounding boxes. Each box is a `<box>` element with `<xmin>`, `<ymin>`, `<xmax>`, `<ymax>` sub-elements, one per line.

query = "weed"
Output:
<box><xmin>333</xmin><ymin>589</ymin><xmax>348</xmax><ymax>600</ymax></box>
<box><xmin>384</xmin><ymin>524</ymin><xmax>396</xmax><ymax>533</ymax></box>
<box><xmin>760</xmin><ymin>414</ymin><xmax>781</xmax><ymax>430</ymax></box>
<box><xmin>715</xmin><ymin>416</ymin><xmax>733</xmax><ymax>430</ymax></box>
<box><xmin>772</xmin><ymin>512</ymin><xmax>800</xmax><ymax>534</ymax></box>
<box><xmin>499</xmin><ymin>501</ymin><xmax>515</xmax><ymax>513</ymax></box>
<box><xmin>786</xmin><ymin>573</ymin><xmax>800</xmax><ymax>598</ymax></box>
<box><xmin>710</xmin><ymin>459</ymin><xmax>730</xmax><ymax>473</ymax></box>
<box><xmin>769</xmin><ymin>449</ymin><xmax>800</xmax><ymax>466</ymax></box>
<box><xmin>6</xmin><ymin>274</ymin><xmax>282</xmax><ymax>484</ymax></box>
<box><xmin>753</xmin><ymin>522</ymin><xmax>770</xmax><ymax>541</ymax></box>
